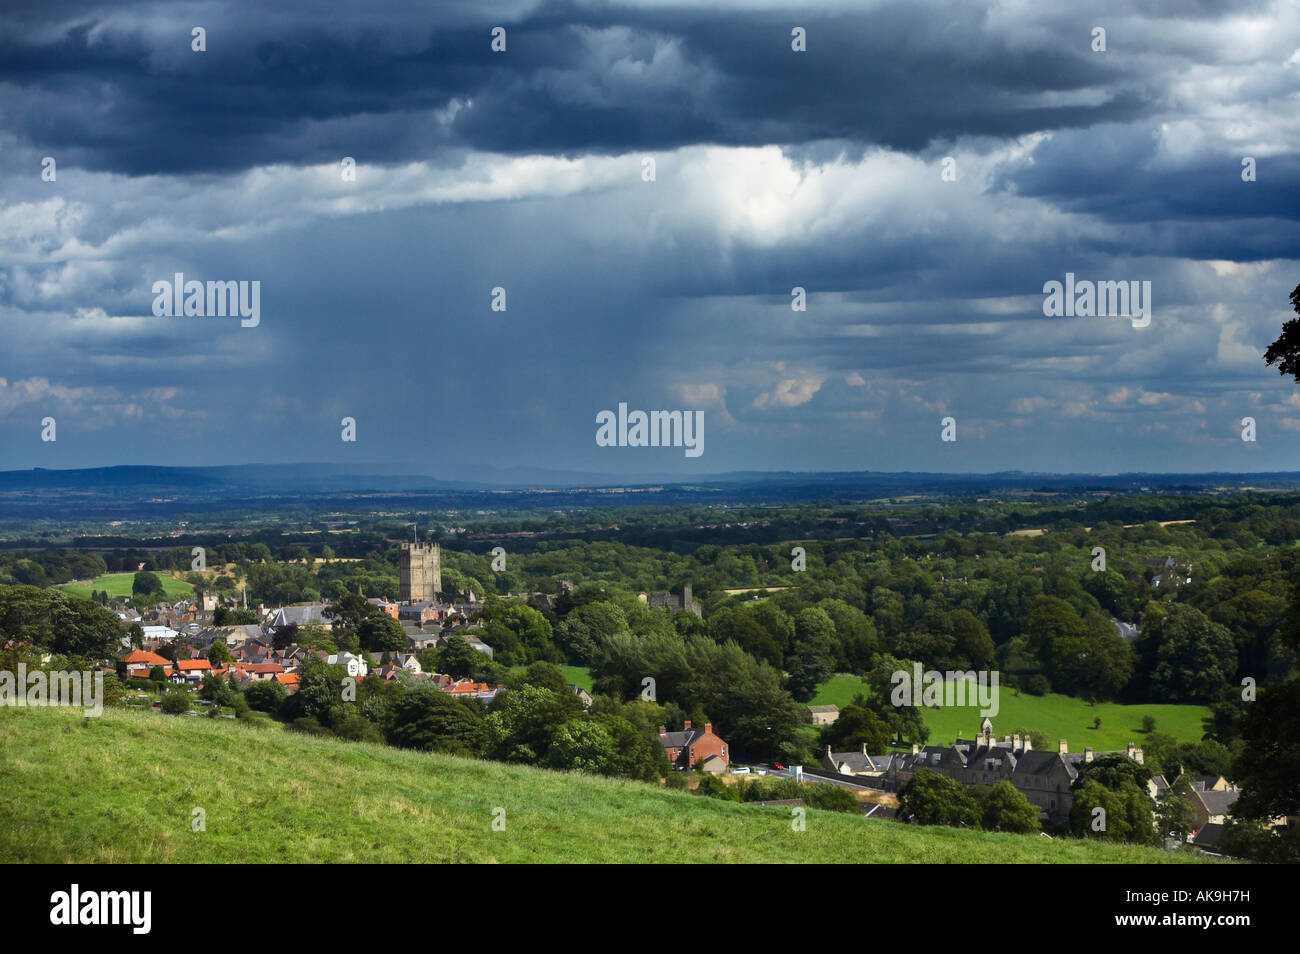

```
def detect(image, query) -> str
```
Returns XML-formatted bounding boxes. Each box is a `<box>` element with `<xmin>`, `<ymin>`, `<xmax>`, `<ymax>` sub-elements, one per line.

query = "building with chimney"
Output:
<box><xmin>658</xmin><ymin>720</ymin><xmax>729</xmax><ymax>772</ymax></box>
<box><xmin>830</xmin><ymin>721</ymin><xmax>1146</xmax><ymax>827</ymax></box>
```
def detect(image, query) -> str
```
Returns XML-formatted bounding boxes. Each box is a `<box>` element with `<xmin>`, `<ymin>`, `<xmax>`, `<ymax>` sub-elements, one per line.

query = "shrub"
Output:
<box><xmin>692</xmin><ymin>773</ymin><xmax>740</xmax><ymax>802</ymax></box>
<box><xmin>803</xmin><ymin>785</ymin><xmax>860</xmax><ymax>814</ymax></box>
<box><xmin>160</xmin><ymin>689</ymin><xmax>190</xmax><ymax>715</ymax></box>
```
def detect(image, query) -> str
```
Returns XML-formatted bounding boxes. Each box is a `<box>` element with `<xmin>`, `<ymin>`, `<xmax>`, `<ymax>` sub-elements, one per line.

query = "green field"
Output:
<box><xmin>56</xmin><ymin>572</ymin><xmax>194</xmax><ymax>601</ymax></box>
<box><xmin>809</xmin><ymin>676</ymin><xmax>1210</xmax><ymax>752</ymax></box>
<box><xmin>0</xmin><ymin>706</ymin><xmax>1214</xmax><ymax>864</ymax></box>
<box><xmin>562</xmin><ymin>666</ymin><xmax>592</xmax><ymax>691</ymax></box>
<box><xmin>506</xmin><ymin>666</ymin><xmax>592</xmax><ymax>691</ymax></box>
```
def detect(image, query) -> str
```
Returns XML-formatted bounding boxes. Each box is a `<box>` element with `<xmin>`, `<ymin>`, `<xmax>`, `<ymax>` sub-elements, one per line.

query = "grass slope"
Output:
<box><xmin>0</xmin><ymin>707</ymin><xmax>1213</xmax><ymax>864</ymax></box>
<box><xmin>810</xmin><ymin>676</ymin><xmax>1209</xmax><ymax>752</ymax></box>
<box><xmin>56</xmin><ymin>572</ymin><xmax>194</xmax><ymax>601</ymax></box>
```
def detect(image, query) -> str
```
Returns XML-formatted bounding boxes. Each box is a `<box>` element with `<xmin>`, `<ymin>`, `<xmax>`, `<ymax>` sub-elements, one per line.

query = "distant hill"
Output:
<box><xmin>3</xmin><ymin>462</ymin><xmax>1299</xmax><ymax>522</ymax></box>
<box><xmin>0</xmin><ymin>706</ymin><xmax>1215</xmax><ymax>864</ymax></box>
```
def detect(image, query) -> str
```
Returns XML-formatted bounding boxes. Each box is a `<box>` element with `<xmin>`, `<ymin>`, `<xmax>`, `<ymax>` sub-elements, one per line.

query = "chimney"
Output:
<box><xmin>911</xmin><ymin>743</ymin><xmax>919</xmax><ymax>755</ymax></box>
<box><xmin>862</xmin><ymin>743</ymin><xmax>869</xmax><ymax>756</ymax></box>
<box><xmin>704</xmin><ymin>723</ymin><xmax>712</xmax><ymax>735</ymax></box>
<box><xmin>1084</xmin><ymin>747</ymin><xmax>1094</xmax><ymax>763</ymax></box>
<box><xmin>1058</xmin><ymin>739</ymin><xmax>1068</xmax><ymax>754</ymax></box>
<box><xmin>1023</xmin><ymin>735</ymin><xmax>1032</xmax><ymax>751</ymax></box>
<box><xmin>1126</xmin><ymin>741</ymin><xmax>1137</xmax><ymax>760</ymax></box>
<box><xmin>658</xmin><ymin>724</ymin><xmax>666</xmax><ymax>736</ymax></box>
<box><xmin>827</xmin><ymin>744</ymin><xmax>833</xmax><ymax>758</ymax></box>
<box><xmin>1013</xmin><ymin>733</ymin><xmax>1021</xmax><ymax>750</ymax></box>
<box><xmin>683</xmin><ymin>720</ymin><xmax>692</xmax><ymax>730</ymax></box>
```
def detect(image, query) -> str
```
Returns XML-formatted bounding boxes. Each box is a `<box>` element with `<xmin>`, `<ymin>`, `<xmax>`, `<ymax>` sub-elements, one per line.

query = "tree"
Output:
<box><xmin>514</xmin><ymin>661</ymin><xmax>575</xmax><ymax>700</ymax></box>
<box><xmin>358</xmin><ymin>613</ymin><xmax>406</xmax><ymax>654</ymax></box>
<box><xmin>1155</xmin><ymin>774</ymin><xmax>1197</xmax><ymax>843</ymax></box>
<box><xmin>384</xmin><ymin>688</ymin><xmax>488</xmax><ymax>757</ymax></box>
<box><xmin>213</xmin><ymin>607</ymin><xmax>259</xmax><ymax>627</ymax></box>
<box><xmin>1233</xmin><ymin>676</ymin><xmax>1300</xmax><ymax>821</ymax></box>
<box><xmin>981</xmin><ymin>781</ymin><xmax>1040</xmax><ymax>833</ymax></box>
<box><xmin>556</xmin><ymin>601</ymin><xmax>628</xmax><ymax>665</ymax></box>
<box><xmin>485</xmin><ymin>684</ymin><xmax>574</xmax><ymax>764</ymax></box>
<box><xmin>324</xmin><ymin>591</ymin><xmax>373</xmax><ymax>633</ymax></box>
<box><xmin>898</xmin><ymin>769</ymin><xmax>981</xmax><ymax>828</ymax></box>
<box><xmin>132</xmin><ymin>571</ymin><xmax>166</xmax><ymax>603</ymax></box>
<box><xmin>1070</xmin><ymin>779</ymin><xmax>1155</xmax><ymax>844</ymax></box>
<box><xmin>545</xmin><ymin>718</ymin><xmax>617</xmax><ymax>775</ymax></box>
<box><xmin>282</xmin><ymin>655</ymin><xmax>350</xmax><ymax>722</ymax></box>
<box><xmin>207</xmin><ymin>640</ymin><xmax>232</xmax><ymax>665</ymax></box>
<box><xmin>244</xmin><ymin>679</ymin><xmax>287</xmax><ymax>713</ymax></box>
<box><xmin>784</xmin><ymin>636</ymin><xmax>834</xmax><ymax>702</ymax></box>
<box><xmin>1262</xmin><ymin>282</ymin><xmax>1300</xmax><ymax>383</ymax></box>
<box><xmin>819</xmin><ymin>699</ymin><xmax>891</xmax><ymax>754</ymax></box>
<box><xmin>0</xmin><ymin>585</ymin><xmax>123</xmax><ymax>658</ymax></box>
<box><xmin>1142</xmin><ymin>605</ymin><xmax>1237</xmax><ymax>702</ymax></box>
<box><xmin>438</xmin><ymin>636</ymin><xmax>482</xmax><ymax>679</ymax></box>
<box><xmin>864</xmin><ymin>655</ymin><xmax>931</xmax><ymax>747</ymax></box>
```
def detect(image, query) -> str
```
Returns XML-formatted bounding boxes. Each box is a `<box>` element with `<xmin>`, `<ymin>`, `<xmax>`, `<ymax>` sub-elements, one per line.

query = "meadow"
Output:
<box><xmin>56</xmin><ymin>572</ymin><xmax>194</xmax><ymax>601</ymax></box>
<box><xmin>0</xmin><ymin>705</ymin><xmax>1215</xmax><ymax>864</ymax></box>
<box><xmin>809</xmin><ymin>676</ymin><xmax>1210</xmax><ymax>752</ymax></box>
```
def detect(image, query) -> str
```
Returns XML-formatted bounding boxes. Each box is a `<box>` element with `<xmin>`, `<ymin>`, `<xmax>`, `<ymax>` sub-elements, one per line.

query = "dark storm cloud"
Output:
<box><xmin>1</xmin><ymin>0</ymin><xmax>1297</xmax><ymax>475</ymax></box>
<box><xmin>0</xmin><ymin>0</ymin><xmax>1174</xmax><ymax>175</ymax></box>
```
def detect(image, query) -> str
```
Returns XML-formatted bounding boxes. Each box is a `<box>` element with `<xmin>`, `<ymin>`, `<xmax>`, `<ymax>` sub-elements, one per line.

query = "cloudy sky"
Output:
<box><xmin>2</xmin><ymin>0</ymin><xmax>1299</xmax><ymax>477</ymax></box>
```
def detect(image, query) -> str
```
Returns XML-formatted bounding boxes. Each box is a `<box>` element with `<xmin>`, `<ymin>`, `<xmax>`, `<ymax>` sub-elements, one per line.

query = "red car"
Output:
<box><xmin>770</xmin><ymin>761</ymin><xmax>786</xmax><ymax>770</ymax></box>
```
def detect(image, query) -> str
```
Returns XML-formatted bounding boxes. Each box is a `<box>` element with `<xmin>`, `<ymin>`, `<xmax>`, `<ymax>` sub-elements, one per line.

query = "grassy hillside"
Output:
<box><xmin>809</xmin><ymin>676</ymin><xmax>1209</xmax><ymax>752</ymax></box>
<box><xmin>0</xmin><ymin>707</ymin><xmax>1214</xmax><ymax>864</ymax></box>
<box><xmin>56</xmin><ymin>571</ymin><xmax>194</xmax><ymax>601</ymax></box>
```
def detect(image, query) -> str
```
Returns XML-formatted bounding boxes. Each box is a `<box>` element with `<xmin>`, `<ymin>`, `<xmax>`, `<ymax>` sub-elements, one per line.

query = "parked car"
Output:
<box><xmin>730</xmin><ymin>766</ymin><xmax>751</xmax><ymax>775</ymax></box>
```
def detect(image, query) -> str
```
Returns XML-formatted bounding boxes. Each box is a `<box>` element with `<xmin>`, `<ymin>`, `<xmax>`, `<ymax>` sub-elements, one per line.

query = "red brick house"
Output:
<box><xmin>658</xmin><ymin>721</ymin><xmax>729</xmax><ymax>772</ymax></box>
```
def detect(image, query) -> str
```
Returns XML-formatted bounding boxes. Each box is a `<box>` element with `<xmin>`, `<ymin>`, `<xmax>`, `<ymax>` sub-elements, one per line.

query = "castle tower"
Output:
<box><xmin>399</xmin><ymin>542</ymin><xmax>441</xmax><ymax>602</ymax></box>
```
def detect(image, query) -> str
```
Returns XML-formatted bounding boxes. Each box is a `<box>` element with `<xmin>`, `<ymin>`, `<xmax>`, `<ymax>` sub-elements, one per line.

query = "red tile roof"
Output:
<box><xmin>120</xmin><ymin>650</ymin><xmax>169</xmax><ymax>665</ymax></box>
<box><xmin>245</xmin><ymin>662</ymin><xmax>285</xmax><ymax>674</ymax></box>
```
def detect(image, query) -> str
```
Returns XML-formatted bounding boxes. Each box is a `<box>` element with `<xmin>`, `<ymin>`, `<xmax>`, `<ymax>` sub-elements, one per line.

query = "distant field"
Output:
<box><xmin>563</xmin><ymin>666</ymin><xmax>593</xmax><ymax>691</ymax></box>
<box><xmin>809</xmin><ymin>676</ymin><xmax>1210</xmax><ymax>752</ymax></box>
<box><xmin>0</xmin><ymin>706</ymin><xmax>1214</xmax><ymax>864</ymax></box>
<box><xmin>56</xmin><ymin>572</ymin><xmax>194</xmax><ymax>601</ymax></box>
<box><xmin>504</xmin><ymin>665</ymin><xmax>592</xmax><ymax>691</ymax></box>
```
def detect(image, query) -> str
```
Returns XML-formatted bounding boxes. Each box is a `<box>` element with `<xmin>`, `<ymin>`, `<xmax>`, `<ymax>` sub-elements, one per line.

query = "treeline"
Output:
<box><xmin>195</xmin><ymin>655</ymin><xmax>671</xmax><ymax>783</ymax></box>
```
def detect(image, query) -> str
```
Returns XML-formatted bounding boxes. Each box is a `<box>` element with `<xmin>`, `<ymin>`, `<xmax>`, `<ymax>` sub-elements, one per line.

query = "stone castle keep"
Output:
<box><xmin>398</xmin><ymin>542</ymin><xmax>442</xmax><ymax>602</ymax></box>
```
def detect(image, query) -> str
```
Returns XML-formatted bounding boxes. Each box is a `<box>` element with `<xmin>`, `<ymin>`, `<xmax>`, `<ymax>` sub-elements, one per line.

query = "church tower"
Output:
<box><xmin>399</xmin><ymin>542</ymin><xmax>441</xmax><ymax>602</ymax></box>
